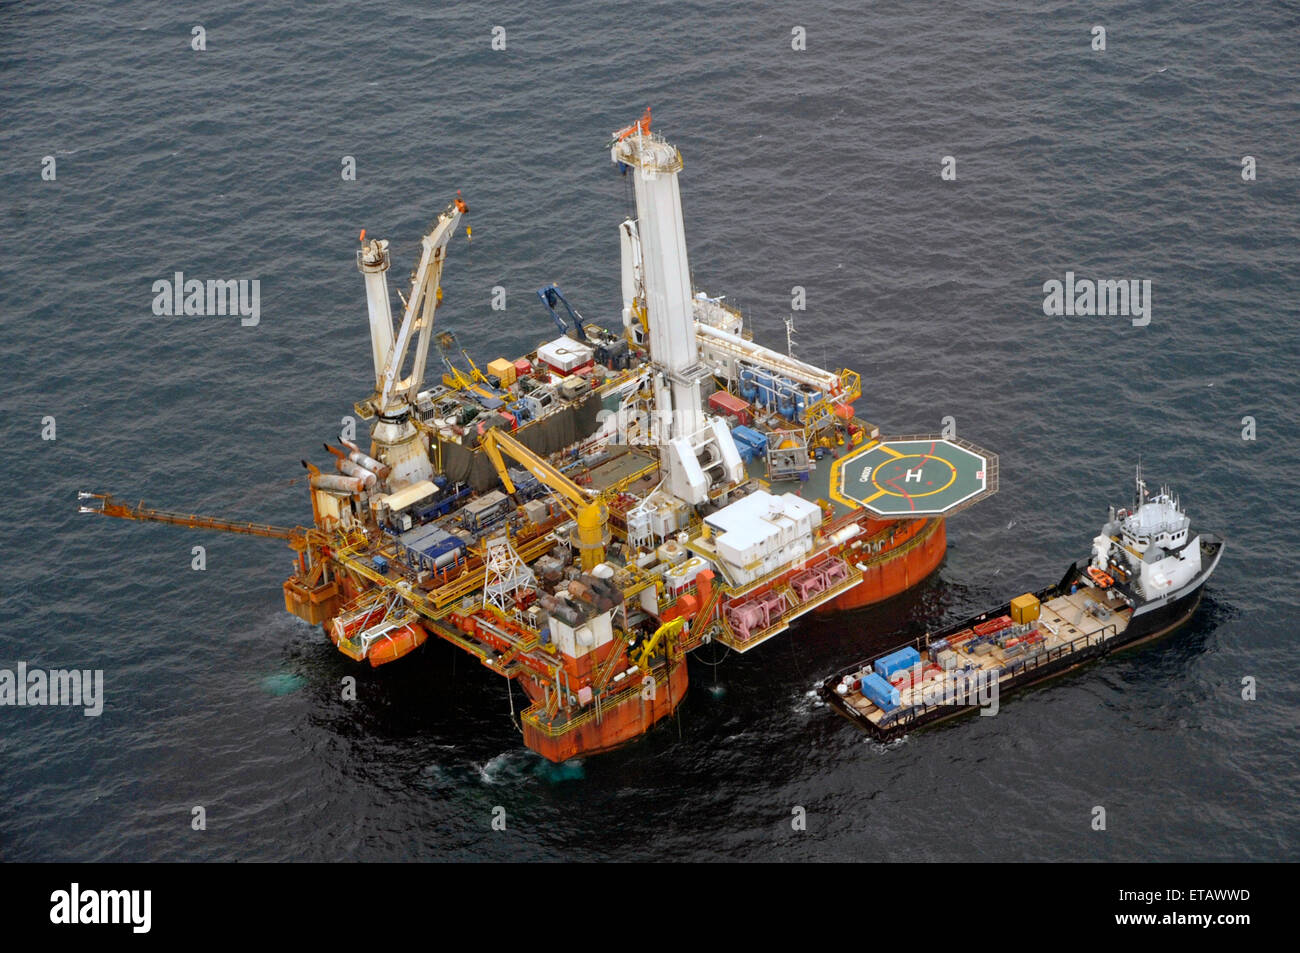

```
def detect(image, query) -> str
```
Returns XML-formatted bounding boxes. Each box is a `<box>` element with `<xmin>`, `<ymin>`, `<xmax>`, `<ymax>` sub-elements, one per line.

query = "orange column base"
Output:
<box><xmin>523</xmin><ymin>654</ymin><xmax>690</xmax><ymax>763</ymax></box>
<box><xmin>822</xmin><ymin>517</ymin><xmax>947</xmax><ymax>611</ymax></box>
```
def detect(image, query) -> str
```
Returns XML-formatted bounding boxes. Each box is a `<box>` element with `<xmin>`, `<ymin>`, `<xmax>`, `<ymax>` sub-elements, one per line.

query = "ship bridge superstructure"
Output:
<box><xmin>1121</xmin><ymin>495</ymin><xmax>1191</xmax><ymax>553</ymax></box>
<box><xmin>1092</xmin><ymin>468</ymin><xmax>1205</xmax><ymax>600</ymax></box>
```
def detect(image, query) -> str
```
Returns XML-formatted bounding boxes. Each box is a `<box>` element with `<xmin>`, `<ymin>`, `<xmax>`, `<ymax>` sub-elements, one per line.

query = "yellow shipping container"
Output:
<box><xmin>486</xmin><ymin>358</ymin><xmax>517</xmax><ymax>387</ymax></box>
<box><xmin>1010</xmin><ymin>593</ymin><xmax>1040</xmax><ymax>624</ymax></box>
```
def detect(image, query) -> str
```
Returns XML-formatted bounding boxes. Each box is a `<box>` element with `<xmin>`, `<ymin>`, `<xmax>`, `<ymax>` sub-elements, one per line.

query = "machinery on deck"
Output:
<box><xmin>82</xmin><ymin>112</ymin><xmax>998</xmax><ymax>762</ymax></box>
<box><xmin>537</xmin><ymin>284</ymin><xmax>589</xmax><ymax>342</ymax></box>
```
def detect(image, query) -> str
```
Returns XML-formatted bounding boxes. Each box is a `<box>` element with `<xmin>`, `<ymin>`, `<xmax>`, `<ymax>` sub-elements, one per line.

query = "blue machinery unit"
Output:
<box><xmin>859</xmin><ymin>672</ymin><xmax>901</xmax><ymax>711</ymax></box>
<box><xmin>875</xmin><ymin>646</ymin><xmax>922</xmax><ymax>679</ymax></box>
<box><xmin>730</xmin><ymin>425</ymin><xmax>767</xmax><ymax>463</ymax></box>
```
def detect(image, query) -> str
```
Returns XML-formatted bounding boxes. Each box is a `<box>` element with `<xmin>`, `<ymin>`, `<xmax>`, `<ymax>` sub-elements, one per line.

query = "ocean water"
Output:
<box><xmin>1</xmin><ymin>0</ymin><xmax>1297</xmax><ymax>861</ymax></box>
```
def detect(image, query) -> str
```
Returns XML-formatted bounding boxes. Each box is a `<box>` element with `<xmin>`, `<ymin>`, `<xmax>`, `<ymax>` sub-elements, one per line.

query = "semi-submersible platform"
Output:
<box><xmin>83</xmin><ymin>112</ymin><xmax>998</xmax><ymax>762</ymax></box>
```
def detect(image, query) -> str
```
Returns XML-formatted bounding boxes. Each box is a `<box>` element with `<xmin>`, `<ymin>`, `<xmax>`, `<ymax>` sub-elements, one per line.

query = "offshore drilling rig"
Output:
<box><xmin>83</xmin><ymin>111</ymin><xmax>998</xmax><ymax>761</ymax></box>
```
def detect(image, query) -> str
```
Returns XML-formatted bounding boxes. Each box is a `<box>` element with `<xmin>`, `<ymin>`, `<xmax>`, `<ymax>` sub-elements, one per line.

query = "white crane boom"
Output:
<box><xmin>376</xmin><ymin>199</ymin><xmax>464</xmax><ymax>412</ymax></box>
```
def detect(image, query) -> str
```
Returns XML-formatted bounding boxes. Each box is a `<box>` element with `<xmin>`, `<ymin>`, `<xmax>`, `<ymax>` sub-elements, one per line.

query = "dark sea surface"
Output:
<box><xmin>2</xmin><ymin>1</ymin><xmax>1297</xmax><ymax>861</ymax></box>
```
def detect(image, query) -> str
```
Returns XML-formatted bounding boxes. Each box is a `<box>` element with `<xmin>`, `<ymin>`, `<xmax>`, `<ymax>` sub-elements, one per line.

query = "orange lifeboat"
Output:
<box><xmin>365</xmin><ymin>623</ymin><xmax>428</xmax><ymax>667</ymax></box>
<box><xmin>1087</xmin><ymin>566</ymin><xmax>1115</xmax><ymax>588</ymax></box>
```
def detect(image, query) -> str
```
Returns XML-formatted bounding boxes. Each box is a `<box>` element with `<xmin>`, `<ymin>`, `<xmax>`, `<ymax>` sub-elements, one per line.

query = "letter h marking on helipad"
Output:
<box><xmin>904</xmin><ymin>468</ymin><xmax>924</xmax><ymax>483</ymax></box>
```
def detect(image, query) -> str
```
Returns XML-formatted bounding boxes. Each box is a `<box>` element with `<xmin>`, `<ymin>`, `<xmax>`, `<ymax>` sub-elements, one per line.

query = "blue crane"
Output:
<box><xmin>536</xmin><ymin>284</ymin><xmax>589</xmax><ymax>342</ymax></box>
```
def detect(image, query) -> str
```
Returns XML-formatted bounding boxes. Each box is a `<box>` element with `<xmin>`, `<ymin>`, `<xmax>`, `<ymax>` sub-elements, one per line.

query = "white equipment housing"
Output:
<box><xmin>704</xmin><ymin>490</ymin><xmax>822</xmax><ymax>586</ymax></box>
<box><xmin>549</xmin><ymin>607</ymin><xmax>615</xmax><ymax>659</ymax></box>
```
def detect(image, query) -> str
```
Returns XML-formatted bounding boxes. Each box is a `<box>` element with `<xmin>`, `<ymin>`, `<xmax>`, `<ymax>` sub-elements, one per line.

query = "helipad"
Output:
<box><xmin>828</xmin><ymin>436</ymin><xmax>998</xmax><ymax>517</ymax></box>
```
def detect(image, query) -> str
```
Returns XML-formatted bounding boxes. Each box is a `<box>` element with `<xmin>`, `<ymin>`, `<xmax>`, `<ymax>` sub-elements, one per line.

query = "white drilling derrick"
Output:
<box><xmin>610</xmin><ymin>114</ymin><xmax>743</xmax><ymax>505</ymax></box>
<box><xmin>356</xmin><ymin>196</ymin><xmax>466</xmax><ymax>490</ymax></box>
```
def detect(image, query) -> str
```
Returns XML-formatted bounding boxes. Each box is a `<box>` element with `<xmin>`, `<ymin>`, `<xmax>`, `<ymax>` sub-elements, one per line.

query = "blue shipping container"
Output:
<box><xmin>860</xmin><ymin>672</ymin><xmax>901</xmax><ymax>710</ymax></box>
<box><xmin>875</xmin><ymin>646</ymin><xmax>922</xmax><ymax>679</ymax></box>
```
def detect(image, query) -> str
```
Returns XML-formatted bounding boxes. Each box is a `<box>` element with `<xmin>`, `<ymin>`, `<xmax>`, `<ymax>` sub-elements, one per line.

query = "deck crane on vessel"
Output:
<box><xmin>355</xmin><ymin>196</ymin><xmax>466</xmax><ymax>490</ymax></box>
<box><xmin>536</xmin><ymin>284</ymin><xmax>589</xmax><ymax>342</ymax></box>
<box><xmin>459</xmin><ymin>346</ymin><xmax>499</xmax><ymax>391</ymax></box>
<box><xmin>632</xmin><ymin>617</ymin><xmax>684</xmax><ymax>670</ymax></box>
<box><xmin>479</xmin><ymin>426</ymin><xmax>609</xmax><ymax>573</ymax></box>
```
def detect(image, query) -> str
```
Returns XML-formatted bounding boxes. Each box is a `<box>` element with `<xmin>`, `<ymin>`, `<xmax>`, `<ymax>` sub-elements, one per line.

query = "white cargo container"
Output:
<box><xmin>537</xmin><ymin>335</ymin><xmax>594</xmax><ymax>374</ymax></box>
<box><xmin>664</xmin><ymin>555</ymin><xmax>710</xmax><ymax>591</ymax></box>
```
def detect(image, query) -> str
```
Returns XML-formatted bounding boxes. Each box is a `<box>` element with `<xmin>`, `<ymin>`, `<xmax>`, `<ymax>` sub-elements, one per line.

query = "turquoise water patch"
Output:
<box><xmin>261</xmin><ymin>672</ymin><xmax>306</xmax><ymax>696</ymax></box>
<box><xmin>532</xmin><ymin>759</ymin><xmax>585</xmax><ymax>783</ymax></box>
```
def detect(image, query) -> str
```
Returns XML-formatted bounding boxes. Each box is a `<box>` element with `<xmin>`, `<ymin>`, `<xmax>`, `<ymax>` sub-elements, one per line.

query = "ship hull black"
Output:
<box><xmin>821</xmin><ymin>542</ymin><xmax>1221</xmax><ymax>742</ymax></box>
<box><xmin>1119</xmin><ymin>585</ymin><xmax>1206</xmax><ymax>649</ymax></box>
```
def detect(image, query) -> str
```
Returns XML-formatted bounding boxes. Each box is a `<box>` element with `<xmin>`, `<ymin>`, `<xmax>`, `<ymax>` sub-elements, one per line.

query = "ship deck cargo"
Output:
<box><xmin>821</xmin><ymin>514</ymin><xmax>1224</xmax><ymax>742</ymax></box>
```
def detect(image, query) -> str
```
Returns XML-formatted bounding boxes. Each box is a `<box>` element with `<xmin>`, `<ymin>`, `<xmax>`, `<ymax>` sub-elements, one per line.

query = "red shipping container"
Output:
<box><xmin>708</xmin><ymin>390</ymin><xmax>752</xmax><ymax>426</ymax></box>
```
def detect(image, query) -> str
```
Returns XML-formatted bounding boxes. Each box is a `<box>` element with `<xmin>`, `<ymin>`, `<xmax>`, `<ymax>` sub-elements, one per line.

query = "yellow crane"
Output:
<box><xmin>631</xmin><ymin>617</ymin><xmax>684</xmax><ymax>670</ymax></box>
<box><xmin>478</xmin><ymin>427</ymin><xmax>609</xmax><ymax>572</ymax></box>
<box><xmin>437</xmin><ymin>331</ymin><xmax>498</xmax><ymax>401</ymax></box>
<box><xmin>461</xmin><ymin>348</ymin><xmax>496</xmax><ymax>390</ymax></box>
